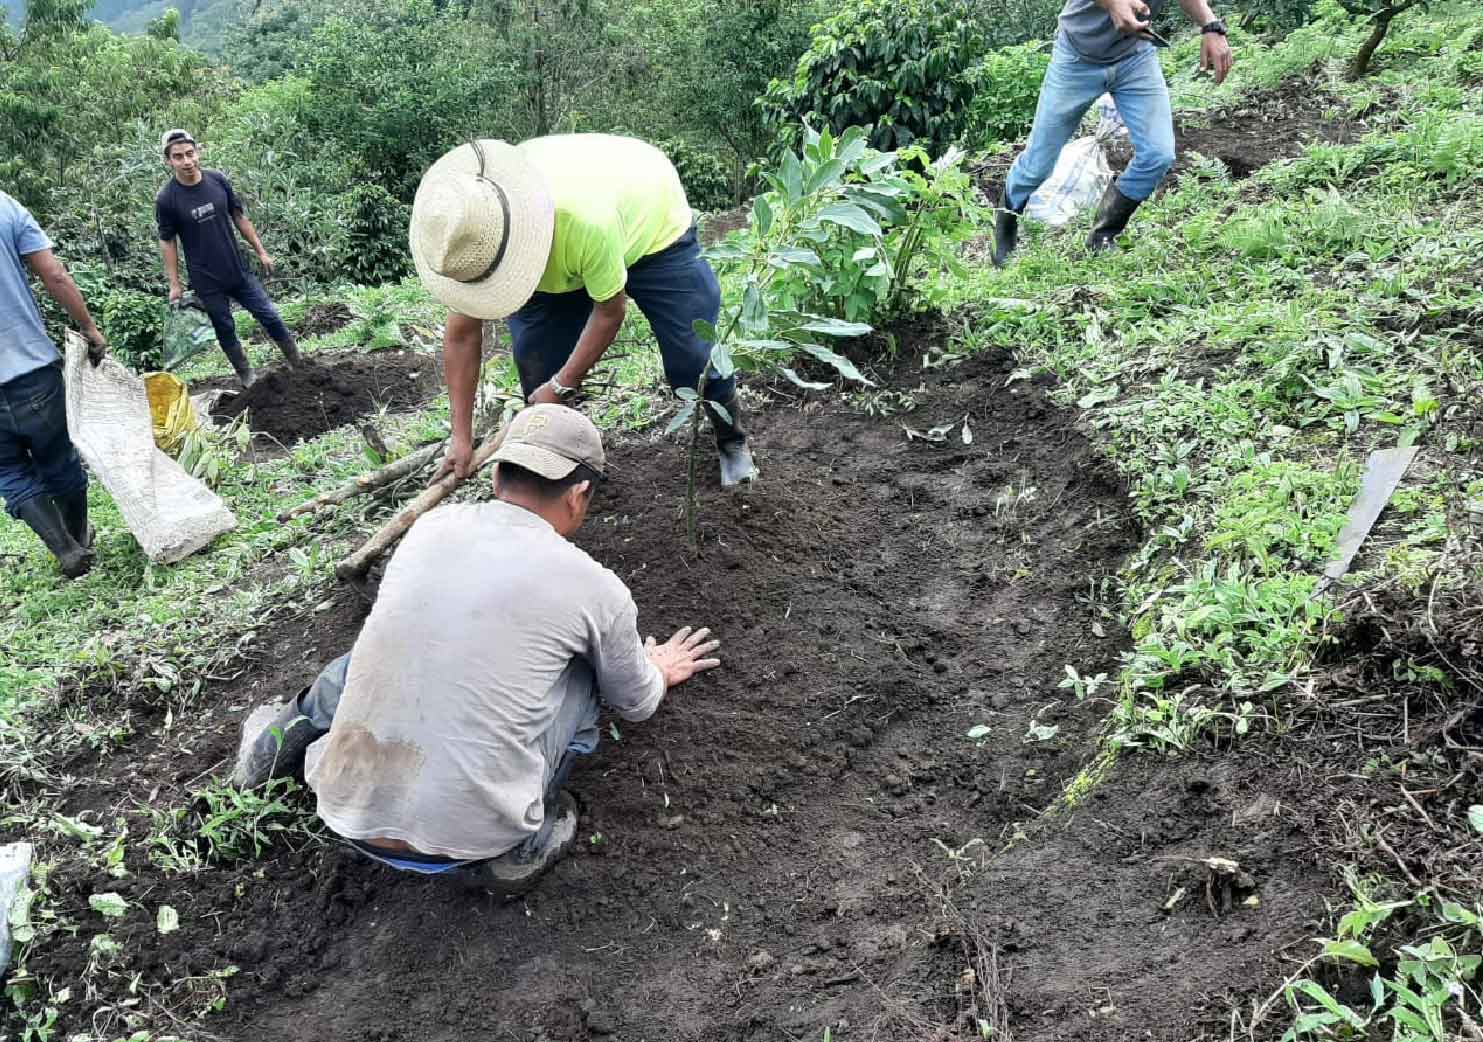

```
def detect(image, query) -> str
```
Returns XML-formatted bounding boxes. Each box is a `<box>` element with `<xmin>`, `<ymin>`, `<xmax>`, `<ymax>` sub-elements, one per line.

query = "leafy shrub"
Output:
<box><xmin>962</xmin><ymin>41</ymin><xmax>1051</xmax><ymax>147</ymax></box>
<box><xmin>656</xmin><ymin>138</ymin><xmax>734</xmax><ymax>212</ymax></box>
<box><xmin>334</xmin><ymin>183</ymin><xmax>412</xmax><ymax>286</ymax></box>
<box><xmin>100</xmin><ymin>289</ymin><xmax>167</xmax><ymax>371</ymax></box>
<box><xmin>1225</xmin><ymin>0</ymin><xmax>1320</xmax><ymax>32</ymax></box>
<box><xmin>760</xmin><ymin>0</ymin><xmax>985</xmax><ymax>157</ymax></box>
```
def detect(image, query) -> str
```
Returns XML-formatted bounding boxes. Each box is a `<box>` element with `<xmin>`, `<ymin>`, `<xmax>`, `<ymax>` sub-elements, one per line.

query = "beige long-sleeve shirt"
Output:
<box><xmin>306</xmin><ymin>501</ymin><xmax>663</xmax><ymax>859</ymax></box>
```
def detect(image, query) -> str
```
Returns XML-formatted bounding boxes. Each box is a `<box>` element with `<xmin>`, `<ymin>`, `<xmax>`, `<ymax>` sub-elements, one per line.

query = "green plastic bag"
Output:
<box><xmin>162</xmin><ymin>295</ymin><xmax>216</xmax><ymax>370</ymax></box>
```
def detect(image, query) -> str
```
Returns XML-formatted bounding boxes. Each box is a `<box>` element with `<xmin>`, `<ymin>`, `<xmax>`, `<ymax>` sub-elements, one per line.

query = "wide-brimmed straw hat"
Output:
<box><xmin>409</xmin><ymin>140</ymin><xmax>555</xmax><ymax>320</ymax></box>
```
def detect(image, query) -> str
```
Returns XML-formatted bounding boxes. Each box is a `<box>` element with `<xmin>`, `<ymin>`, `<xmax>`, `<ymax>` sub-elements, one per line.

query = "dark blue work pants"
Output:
<box><xmin>507</xmin><ymin>226</ymin><xmax>734</xmax><ymax>403</ymax></box>
<box><xmin>0</xmin><ymin>362</ymin><xmax>88</xmax><ymax>516</ymax></box>
<box><xmin>198</xmin><ymin>274</ymin><xmax>291</xmax><ymax>372</ymax></box>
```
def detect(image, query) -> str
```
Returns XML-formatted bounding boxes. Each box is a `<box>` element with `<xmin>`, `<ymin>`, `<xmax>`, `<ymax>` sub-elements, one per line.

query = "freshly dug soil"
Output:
<box><xmin>1168</xmin><ymin>81</ymin><xmax>1374</xmax><ymax>179</ymax></box>
<box><xmin>214</xmin><ymin>350</ymin><xmax>440</xmax><ymax>444</ymax></box>
<box><xmin>8</xmin><ymin>339</ymin><xmax>1356</xmax><ymax>1042</ymax></box>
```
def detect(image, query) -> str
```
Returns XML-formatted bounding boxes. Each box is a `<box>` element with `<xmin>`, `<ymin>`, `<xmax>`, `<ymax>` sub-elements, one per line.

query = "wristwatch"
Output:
<box><xmin>1201</xmin><ymin>18</ymin><xmax>1227</xmax><ymax>34</ymax></box>
<box><xmin>548</xmin><ymin>374</ymin><xmax>579</xmax><ymax>399</ymax></box>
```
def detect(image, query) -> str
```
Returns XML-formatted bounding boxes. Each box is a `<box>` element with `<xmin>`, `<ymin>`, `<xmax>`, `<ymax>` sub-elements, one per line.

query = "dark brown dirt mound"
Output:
<box><xmin>215</xmin><ymin>350</ymin><xmax>439</xmax><ymax>444</ymax></box>
<box><xmin>1168</xmin><ymin>80</ymin><xmax>1374</xmax><ymax>179</ymax></box>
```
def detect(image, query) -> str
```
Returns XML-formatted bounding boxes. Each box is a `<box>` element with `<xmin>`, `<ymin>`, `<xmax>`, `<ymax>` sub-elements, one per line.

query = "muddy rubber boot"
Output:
<box><xmin>54</xmin><ymin>488</ymin><xmax>93</xmax><ymax>551</ymax></box>
<box><xmin>705</xmin><ymin>393</ymin><xmax>758</xmax><ymax>488</ymax></box>
<box><xmin>221</xmin><ymin>340</ymin><xmax>257</xmax><ymax>390</ymax></box>
<box><xmin>232</xmin><ymin>693</ymin><xmax>326</xmax><ymax>788</ymax></box>
<box><xmin>1086</xmin><ymin>183</ymin><xmax>1142</xmax><ymax>253</ymax></box>
<box><xmin>467</xmin><ymin>791</ymin><xmax>578</xmax><ymax>899</ymax></box>
<box><xmin>992</xmin><ymin>188</ymin><xmax>1024</xmax><ymax>268</ymax></box>
<box><xmin>274</xmin><ymin>335</ymin><xmax>303</xmax><ymax>368</ymax></box>
<box><xmin>16</xmin><ymin>497</ymin><xmax>92</xmax><ymax>578</ymax></box>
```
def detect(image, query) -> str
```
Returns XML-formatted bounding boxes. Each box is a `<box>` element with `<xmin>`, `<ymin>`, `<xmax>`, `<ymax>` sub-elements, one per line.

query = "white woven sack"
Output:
<box><xmin>1025</xmin><ymin>135</ymin><xmax>1113</xmax><ymax>227</ymax></box>
<box><xmin>63</xmin><ymin>331</ymin><xmax>236</xmax><ymax>563</ymax></box>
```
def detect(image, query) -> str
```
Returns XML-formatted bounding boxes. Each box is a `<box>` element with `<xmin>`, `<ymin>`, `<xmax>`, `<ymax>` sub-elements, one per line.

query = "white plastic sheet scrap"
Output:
<box><xmin>1025</xmin><ymin>94</ymin><xmax>1124</xmax><ymax>227</ymax></box>
<box><xmin>63</xmin><ymin>331</ymin><xmax>236</xmax><ymax>563</ymax></box>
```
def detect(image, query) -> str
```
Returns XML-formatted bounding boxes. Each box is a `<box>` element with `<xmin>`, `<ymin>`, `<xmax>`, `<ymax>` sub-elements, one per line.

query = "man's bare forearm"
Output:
<box><xmin>442</xmin><ymin>312</ymin><xmax>483</xmax><ymax>447</ymax></box>
<box><xmin>41</xmin><ymin>268</ymin><xmax>100</xmax><ymax>335</ymax></box>
<box><xmin>234</xmin><ymin>214</ymin><xmax>265</xmax><ymax>255</ymax></box>
<box><xmin>1179</xmin><ymin>0</ymin><xmax>1217</xmax><ymax>26</ymax></box>
<box><xmin>557</xmin><ymin>297</ymin><xmax>626</xmax><ymax>386</ymax></box>
<box><xmin>159</xmin><ymin>239</ymin><xmax>181</xmax><ymax>290</ymax></box>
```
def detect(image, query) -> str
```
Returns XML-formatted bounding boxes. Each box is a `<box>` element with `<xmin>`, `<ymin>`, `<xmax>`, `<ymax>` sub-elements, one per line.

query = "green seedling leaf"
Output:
<box><xmin>51</xmin><ymin>815</ymin><xmax>103</xmax><ymax>843</ymax></box>
<box><xmin>157</xmin><ymin>905</ymin><xmax>179</xmax><ymax>935</ymax></box>
<box><xmin>1468</xmin><ymin>804</ymin><xmax>1483</xmax><ymax>833</ymax></box>
<box><xmin>89</xmin><ymin>892</ymin><xmax>129</xmax><ymax>918</ymax></box>
<box><xmin>740</xmin><ymin>282</ymin><xmax>768</xmax><ymax>334</ymax></box>
<box><xmin>780</xmin><ymin>368</ymin><xmax>830</xmax><ymax>390</ymax></box>
<box><xmin>710</xmin><ymin>343</ymin><xmax>735</xmax><ymax>380</ymax></box>
<box><xmin>1023</xmin><ymin>723</ymin><xmax>1059</xmax><ymax>743</ymax></box>
<box><xmin>665</xmin><ymin>401</ymin><xmax>697</xmax><ymax>435</ymax></box>
<box><xmin>768</xmin><ymin>247</ymin><xmax>822</xmax><ymax>268</ymax></box>
<box><xmin>965</xmin><ymin>725</ymin><xmax>991</xmax><ymax>740</ymax></box>
<box><xmin>1321</xmin><ymin>938</ymin><xmax>1378</xmax><ymax>968</ymax></box>
<box><xmin>798</xmin><ymin>343</ymin><xmax>874</xmax><ymax>386</ymax></box>
<box><xmin>1440</xmin><ymin>901</ymin><xmax>1480</xmax><ymax>927</ymax></box>
<box><xmin>752</xmin><ymin>194</ymin><xmax>773</xmax><ymax>237</ymax></box>
<box><xmin>799</xmin><ymin>318</ymin><xmax>873</xmax><ymax>339</ymax></box>
<box><xmin>1077</xmin><ymin>384</ymin><xmax>1119</xmax><ymax>409</ymax></box>
<box><xmin>691</xmin><ymin>318</ymin><xmax>718</xmax><ymax>343</ymax></box>
<box><xmin>817</xmin><ymin>203</ymin><xmax>881</xmax><ymax>237</ymax></box>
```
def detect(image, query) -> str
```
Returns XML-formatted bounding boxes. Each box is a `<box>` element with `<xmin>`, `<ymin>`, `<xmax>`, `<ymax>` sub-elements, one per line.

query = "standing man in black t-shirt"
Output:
<box><xmin>155</xmin><ymin>129</ymin><xmax>301</xmax><ymax>388</ymax></box>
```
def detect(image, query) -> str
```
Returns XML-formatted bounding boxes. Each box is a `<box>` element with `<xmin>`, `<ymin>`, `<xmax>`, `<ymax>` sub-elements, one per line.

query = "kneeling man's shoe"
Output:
<box><xmin>471</xmin><ymin>791</ymin><xmax>578</xmax><ymax>899</ymax></box>
<box><xmin>232</xmin><ymin>694</ymin><xmax>325</xmax><ymax>788</ymax></box>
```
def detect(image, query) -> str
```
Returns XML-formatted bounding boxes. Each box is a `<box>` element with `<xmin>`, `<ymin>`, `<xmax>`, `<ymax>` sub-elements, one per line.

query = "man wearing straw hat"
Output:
<box><xmin>410</xmin><ymin>134</ymin><xmax>757</xmax><ymax>489</ymax></box>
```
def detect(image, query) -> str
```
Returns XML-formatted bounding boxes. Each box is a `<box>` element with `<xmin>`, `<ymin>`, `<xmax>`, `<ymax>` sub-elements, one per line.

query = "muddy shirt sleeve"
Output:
<box><xmin>591</xmin><ymin>595</ymin><xmax>665</xmax><ymax>722</ymax></box>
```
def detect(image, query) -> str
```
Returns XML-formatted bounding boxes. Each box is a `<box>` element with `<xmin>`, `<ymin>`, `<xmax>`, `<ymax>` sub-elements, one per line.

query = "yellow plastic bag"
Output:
<box><xmin>144</xmin><ymin>372</ymin><xmax>200</xmax><ymax>455</ymax></box>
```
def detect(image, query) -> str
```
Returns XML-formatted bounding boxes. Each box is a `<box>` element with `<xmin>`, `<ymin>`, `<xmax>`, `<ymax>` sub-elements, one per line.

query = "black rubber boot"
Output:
<box><xmin>274</xmin><ymin>335</ymin><xmax>303</xmax><ymax>368</ymax></box>
<box><xmin>1086</xmin><ymin>183</ymin><xmax>1143</xmax><ymax>253</ymax></box>
<box><xmin>16</xmin><ymin>497</ymin><xmax>92</xmax><ymax>578</ymax></box>
<box><xmin>992</xmin><ymin>188</ymin><xmax>1024</xmax><ymax>268</ymax></box>
<box><xmin>232</xmin><ymin>692</ymin><xmax>326</xmax><ymax>788</ymax></box>
<box><xmin>705</xmin><ymin>393</ymin><xmax>757</xmax><ymax>488</ymax></box>
<box><xmin>221</xmin><ymin>340</ymin><xmax>257</xmax><ymax>389</ymax></box>
<box><xmin>54</xmin><ymin>488</ymin><xmax>93</xmax><ymax>551</ymax></box>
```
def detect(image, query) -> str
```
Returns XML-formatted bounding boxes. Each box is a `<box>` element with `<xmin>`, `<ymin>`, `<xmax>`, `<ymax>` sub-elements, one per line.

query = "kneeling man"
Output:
<box><xmin>235</xmin><ymin>404</ymin><xmax>719</xmax><ymax>894</ymax></box>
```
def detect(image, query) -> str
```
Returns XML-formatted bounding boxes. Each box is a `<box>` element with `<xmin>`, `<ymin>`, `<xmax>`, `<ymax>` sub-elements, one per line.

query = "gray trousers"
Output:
<box><xmin>300</xmin><ymin>653</ymin><xmax>601</xmax><ymax>813</ymax></box>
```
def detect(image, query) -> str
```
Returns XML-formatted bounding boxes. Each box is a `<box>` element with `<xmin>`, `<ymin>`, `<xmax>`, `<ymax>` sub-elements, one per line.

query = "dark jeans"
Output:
<box><xmin>507</xmin><ymin>226</ymin><xmax>734</xmax><ymax>403</ymax></box>
<box><xmin>0</xmin><ymin>362</ymin><xmax>88</xmax><ymax>517</ymax></box>
<box><xmin>198</xmin><ymin>274</ymin><xmax>291</xmax><ymax>371</ymax></box>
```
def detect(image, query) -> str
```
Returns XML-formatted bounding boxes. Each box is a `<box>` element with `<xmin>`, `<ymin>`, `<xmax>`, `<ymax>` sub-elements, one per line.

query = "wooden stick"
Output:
<box><xmin>335</xmin><ymin>423</ymin><xmax>509</xmax><ymax>582</ymax></box>
<box><xmin>277</xmin><ymin>442</ymin><xmax>444</xmax><ymax>522</ymax></box>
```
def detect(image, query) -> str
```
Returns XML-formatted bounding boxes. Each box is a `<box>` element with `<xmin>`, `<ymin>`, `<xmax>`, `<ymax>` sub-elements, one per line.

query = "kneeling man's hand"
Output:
<box><xmin>646</xmin><ymin>626</ymin><xmax>721</xmax><ymax>688</ymax></box>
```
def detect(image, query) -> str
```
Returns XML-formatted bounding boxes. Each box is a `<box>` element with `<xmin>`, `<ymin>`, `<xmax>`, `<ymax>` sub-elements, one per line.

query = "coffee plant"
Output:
<box><xmin>759</xmin><ymin>0</ymin><xmax>985</xmax><ymax>158</ymax></box>
<box><xmin>962</xmin><ymin>40</ymin><xmax>1052</xmax><ymax>147</ymax></box>
<box><xmin>673</xmin><ymin>124</ymin><xmax>982</xmax><ymax>547</ymax></box>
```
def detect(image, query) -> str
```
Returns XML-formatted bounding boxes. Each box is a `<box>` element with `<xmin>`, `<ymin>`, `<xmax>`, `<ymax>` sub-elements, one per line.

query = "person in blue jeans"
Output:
<box><xmin>0</xmin><ymin>191</ymin><xmax>109</xmax><ymax>578</ymax></box>
<box><xmin>410</xmin><ymin>134</ymin><xmax>757</xmax><ymax>489</ymax></box>
<box><xmin>994</xmin><ymin>0</ymin><xmax>1233</xmax><ymax>264</ymax></box>
<box><xmin>156</xmin><ymin>129</ymin><xmax>301</xmax><ymax>389</ymax></box>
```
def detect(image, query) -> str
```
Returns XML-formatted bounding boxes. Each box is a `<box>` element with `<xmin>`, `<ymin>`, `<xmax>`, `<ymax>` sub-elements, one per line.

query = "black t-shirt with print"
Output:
<box><xmin>155</xmin><ymin>170</ymin><xmax>249</xmax><ymax>293</ymax></box>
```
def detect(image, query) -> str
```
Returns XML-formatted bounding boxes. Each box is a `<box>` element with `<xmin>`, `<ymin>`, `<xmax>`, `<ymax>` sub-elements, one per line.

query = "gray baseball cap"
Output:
<box><xmin>161</xmin><ymin>129</ymin><xmax>196</xmax><ymax>155</ymax></box>
<box><xmin>493</xmin><ymin>404</ymin><xmax>606</xmax><ymax>480</ymax></box>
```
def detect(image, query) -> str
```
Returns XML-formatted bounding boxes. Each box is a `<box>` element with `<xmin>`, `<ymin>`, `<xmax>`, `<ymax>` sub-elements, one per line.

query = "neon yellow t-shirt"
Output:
<box><xmin>517</xmin><ymin>134</ymin><xmax>693</xmax><ymax>302</ymax></box>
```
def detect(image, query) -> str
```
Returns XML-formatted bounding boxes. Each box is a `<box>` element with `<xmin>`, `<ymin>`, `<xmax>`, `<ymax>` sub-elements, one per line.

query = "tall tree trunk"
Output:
<box><xmin>1348</xmin><ymin>11</ymin><xmax>1393</xmax><ymax>79</ymax></box>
